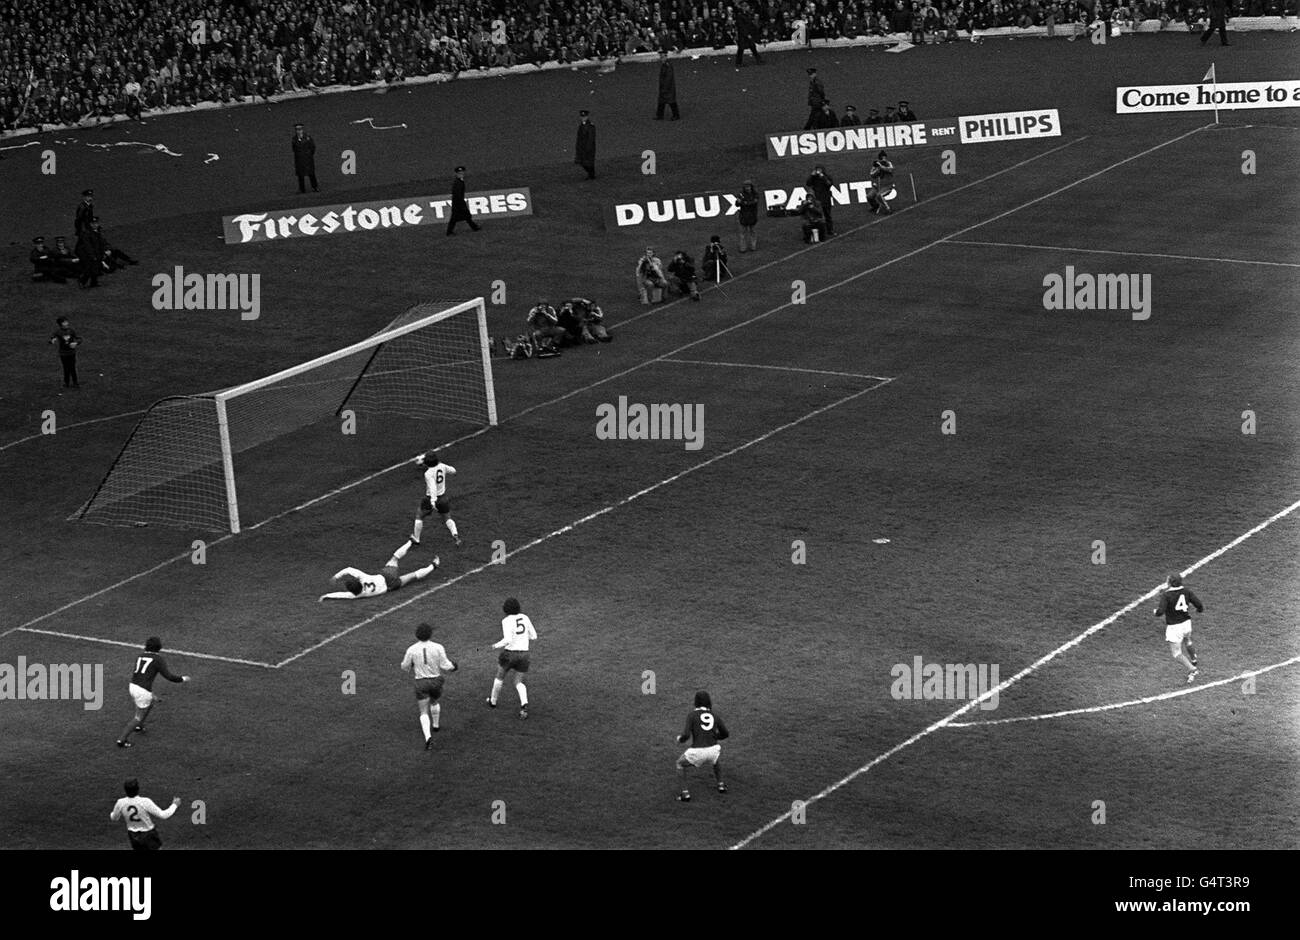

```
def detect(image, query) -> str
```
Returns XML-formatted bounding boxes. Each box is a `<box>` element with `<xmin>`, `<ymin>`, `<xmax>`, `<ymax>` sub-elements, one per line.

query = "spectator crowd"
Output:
<box><xmin>4</xmin><ymin>0</ymin><xmax>1295</xmax><ymax>135</ymax></box>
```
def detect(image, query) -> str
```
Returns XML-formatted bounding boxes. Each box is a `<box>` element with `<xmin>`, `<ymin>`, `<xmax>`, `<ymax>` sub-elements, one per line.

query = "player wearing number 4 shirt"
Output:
<box><xmin>319</xmin><ymin>538</ymin><xmax>438</xmax><ymax>600</ymax></box>
<box><xmin>116</xmin><ymin>637</ymin><xmax>189</xmax><ymax>748</ymax></box>
<box><xmin>676</xmin><ymin>691</ymin><xmax>729</xmax><ymax>802</ymax></box>
<box><xmin>488</xmin><ymin>597</ymin><xmax>536</xmax><ymax>718</ymax></box>
<box><xmin>411</xmin><ymin>451</ymin><xmax>461</xmax><ymax>547</ymax></box>
<box><xmin>1154</xmin><ymin>573</ymin><xmax>1205</xmax><ymax>684</ymax></box>
<box><xmin>401</xmin><ymin>623</ymin><xmax>458</xmax><ymax>750</ymax></box>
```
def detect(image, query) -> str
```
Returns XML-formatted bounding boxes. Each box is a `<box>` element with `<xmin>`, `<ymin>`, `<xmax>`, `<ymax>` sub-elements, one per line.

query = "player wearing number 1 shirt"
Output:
<box><xmin>1154</xmin><ymin>573</ymin><xmax>1205</xmax><ymax>684</ymax></box>
<box><xmin>116</xmin><ymin>637</ymin><xmax>189</xmax><ymax>749</ymax></box>
<box><xmin>401</xmin><ymin>622</ymin><xmax>458</xmax><ymax>750</ymax></box>
<box><xmin>675</xmin><ymin>690</ymin><xmax>729</xmax><ymax>802</ymax></box>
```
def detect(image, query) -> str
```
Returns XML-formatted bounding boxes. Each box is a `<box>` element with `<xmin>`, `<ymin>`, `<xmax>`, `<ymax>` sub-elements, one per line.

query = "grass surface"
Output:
<box><xmin>1</xmin><ymin>33</ymin><xmax>1297</xmax><ymax>849</ymax></box>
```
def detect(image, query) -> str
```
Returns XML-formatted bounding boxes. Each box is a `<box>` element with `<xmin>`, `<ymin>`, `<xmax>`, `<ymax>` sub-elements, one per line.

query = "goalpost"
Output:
<box><xmin>71</xmin><ymin>298</ymin><xmax>496</xmax><ymax>533</ymax></box>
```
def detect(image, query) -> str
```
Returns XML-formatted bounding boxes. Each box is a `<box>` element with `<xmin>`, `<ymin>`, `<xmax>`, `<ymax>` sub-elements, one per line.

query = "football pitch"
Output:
<box><xmin>1</xmin><ymin>34</ymin><xmax>1297</xmax><ymax>850</ymax></box>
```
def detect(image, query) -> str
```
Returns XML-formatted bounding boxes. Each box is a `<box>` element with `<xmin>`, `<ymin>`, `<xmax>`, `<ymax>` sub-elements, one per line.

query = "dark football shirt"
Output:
<box><xmin>131</xmin><ymin>652</ymin><xmax>183</xmax><ymax>691</ymax></box>
<box><xmin>682</xmin><ymin>707</ymin><xmax>729</xmax><ymax>748</ymax></box>
<box><xmin>1156</xmin><ymin>586</ymin><xmax>1203</xmax><ymax>626</ymax></box>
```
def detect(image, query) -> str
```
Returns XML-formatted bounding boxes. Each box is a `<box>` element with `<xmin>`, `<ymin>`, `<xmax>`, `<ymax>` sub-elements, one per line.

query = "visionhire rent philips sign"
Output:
<box><xmin>764</xmin><ymin>109</ymin><xmax>1061</xmax><ymax>159</ymax></box>
<box><xmin>222</xmin><ymin>188</ymin><xmax>533</xmax><ymax>244</ymax></box>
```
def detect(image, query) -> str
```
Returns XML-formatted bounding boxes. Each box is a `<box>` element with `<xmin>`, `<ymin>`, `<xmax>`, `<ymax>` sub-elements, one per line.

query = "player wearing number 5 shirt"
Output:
<box><xmin>675</xmin><ymin>690</ymin><xmax>729</xmax><ymax>802</ymax></box>
<box><xmin>488</xmin><ymin>597</ymin><xmax>536</xmax><ymax>719</ymax></box>
<box><xmin>116</xmin><ymin>637</ymin><xmax>189</xmax><ymax>749</ymax></box>
<box><xmin>401</xmin><ymin>622</ymin><xmax>458</xmax><ymax>750</ymax></box>
<box><xmin>1154</xmin><ymin>573</ymin><xmax>1205</xmax><ymax>684</ymax></box>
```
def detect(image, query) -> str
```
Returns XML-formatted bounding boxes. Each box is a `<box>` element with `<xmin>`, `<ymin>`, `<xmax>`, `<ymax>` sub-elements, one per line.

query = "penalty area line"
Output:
<box><xmin>276</xmin><ymin>376</ymin><xmax>895</xmax><ymax>668</ymax></box>
<box><xmin>945</xmin><ymin>239</ymin><xmax>1300</xmax><ymax>269</ymax></box>
<box><xmin>658</xmin><ymin>359</ymin><xmax>894</xmax><ymax>381</ymax></box>
<box><xmin>14</xmin><ymin>627</ymin><xmax>278</xmax><ymax>669</ymax></box>
<box><xmin>947</xmin><ymin>654</ymin><xmax>1300</xmax><ymax>728</ymax></box>
<box><xmin>729</xmin><ymin>493</ymin><xmax>1300</xmax><ymax>850</ymax></box>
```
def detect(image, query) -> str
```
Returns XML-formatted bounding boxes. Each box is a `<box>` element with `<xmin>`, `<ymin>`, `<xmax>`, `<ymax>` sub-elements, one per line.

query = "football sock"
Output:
<box><xmin>490</xmin><ymin>678</ymin><xmax>503</xmax><ymax>705</ymax></box>
<box><xmin>419</xmin><ymin>713</ymin><xmax>431</xmax><ymax>740</ymax></box>
<box><xmin>516</xmin><ymin>682</ymin><xmax>528</xmax><ymax>707</ymax></box>
<box><xmin>390</xmin><ymin>540</ymin><xmax>411</xmax><ymax>564</ymax></box>
<box><xmin>430</xmin><ymin>703</ymin><xmax>441</xmax><ymax>730</ymax></box>
<box><xmin>445</xmin><ymin>518</ymin><xmax>459</xmax><ymax>538</ymax></box>
<box><xmin>412</xmin><ymin>518</ymin><xmax>424</xmax><ymax>541</ymax></box>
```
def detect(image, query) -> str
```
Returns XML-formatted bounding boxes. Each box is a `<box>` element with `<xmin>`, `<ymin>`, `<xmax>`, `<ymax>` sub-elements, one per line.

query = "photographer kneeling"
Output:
<box><xmin>667</xmin><ymin>250</ymin><xmax>701</xmax><ymax>301</ymax></box>
<box><xmin>799</xmin><ymin>194</ymin><xmax>828</xmax><ymax>243</ymax></box>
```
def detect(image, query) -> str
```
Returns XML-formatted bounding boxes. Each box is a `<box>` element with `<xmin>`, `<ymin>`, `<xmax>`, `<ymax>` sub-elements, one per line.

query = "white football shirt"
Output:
<box><xmin>499</xmin><ymin>614</ymin><xmax>537</xmax><ymax>652</ymax></box>
<box><xmin>401</xmin><ymin>641</ymin><xmax>454</xmax><ymax>679</ymax></box>
<box><xmin>423</xmin><ymin>462</ymin><xmax>456</xmax><ymax>498</ymax></box>
<box><xmin>110</xmin><ymin>796</ymin><xmax>176</xmax><ymax>832</ymax></box>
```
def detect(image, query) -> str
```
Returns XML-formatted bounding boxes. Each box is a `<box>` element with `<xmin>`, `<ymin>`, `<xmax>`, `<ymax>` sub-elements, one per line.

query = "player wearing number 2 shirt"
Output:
<box><xmin>1154</xmin><ymin>573</ymin><xmax>1205</xmax><ymax>684</ymax></box>
<box><xmin>487</xmin><ymin>597</ymin><xmax>537</xmax><ymax>719</ymax></box>
<box><xmin>116</xmin><ymin>637</ymin><xmax>189</xmax><ymax>749</ymax></box>
<box><xmin>675</xmin><ymin>690</ymin><xmax>729</xmax><ymax>802</ymax></box>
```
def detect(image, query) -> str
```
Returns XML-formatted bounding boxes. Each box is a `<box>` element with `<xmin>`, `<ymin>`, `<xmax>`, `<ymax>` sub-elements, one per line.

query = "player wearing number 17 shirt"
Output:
<box><xmin>116</xmin><ymin>637</ymin><xmax>189</xmax><ymax>749</ymax></box>
<box><xmin>1154</xmin><ymin>573</ymin><xmax>1205</xmax><ymax>684</ymax></box>
<box><xmin>401</xmin><ymin>622</ymin><xmax>458</xmax><ymax>750</ymax></box>
<box><xmin>675</xmin><ymin>690</ymin><xmax>729</xmax><ymax>802</ymax></box>
<box><xmin>487</xmin><ymin>597</ymin><xmax>537</xmax><ymax>719</ymax></box>
<box><xmin>410</xmin><ymin>451</ymin><xmax>461</xmax><ymax>548</ymax></box>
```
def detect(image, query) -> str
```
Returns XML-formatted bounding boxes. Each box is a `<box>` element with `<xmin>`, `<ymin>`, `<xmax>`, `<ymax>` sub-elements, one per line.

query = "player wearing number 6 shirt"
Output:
<box><xmin>487</xmin><ymin>597</ymin><xmax>536</xmax><ymax>719</ymax></box>
<box><xmin>410</xmin><ymin>450</ymin><xmax>461</xmax><ymax>547</ymax></box>
<box><xmin>110</xmin><ymin>778</ymin><xmax>181</xmax><ymax>850</ymax></box>
<box><xmin>676</xmin><ymin>691</ymin><xmax>729</xmax><ymax>802</ymax></box>
<box><xmin>116</xmin><ymin>637</ymin><xmax>189</xmax><ymax>749</ymax></box>
<box><xmin>401</xmin><ymin>622</ymin><xmax>458</xmax><ymax>750</ymax></box>
<box><xmin>1154</xmin><ymin>573</ymin><xmax>1205</xmax><ymax>684</ymax></box>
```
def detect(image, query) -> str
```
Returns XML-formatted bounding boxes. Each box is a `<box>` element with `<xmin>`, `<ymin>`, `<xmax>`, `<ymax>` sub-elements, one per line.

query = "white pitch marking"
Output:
<box><xmin>15</xmin><ymin>627</ymin><xmax>277</xmax><ymax>669</ymax></box>
<box><xmin>659</xmin><ymin>358</ymin><xmax>894</xmax><ymax>381</ymax></box>
<box><xmin>948</xmin><ymin>655</ymin><xmax>1300</xmax><ymax>728</ymax></box>
<box><xmin>730</xmin><ymin>493</ymin><xmax>1300</xmax><ymax>850</ymax></box>
<box><xmin>946</xmin><ymin>239</ymin><xmax>1300</xmax><ymax>269</ymax></box>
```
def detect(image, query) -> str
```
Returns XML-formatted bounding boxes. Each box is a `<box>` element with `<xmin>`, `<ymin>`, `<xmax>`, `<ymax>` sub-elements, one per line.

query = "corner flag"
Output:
<box><xmin>1202</xmin><ymin>64</ymin><xmax>1216</xmax><ymax>83</ymax></box>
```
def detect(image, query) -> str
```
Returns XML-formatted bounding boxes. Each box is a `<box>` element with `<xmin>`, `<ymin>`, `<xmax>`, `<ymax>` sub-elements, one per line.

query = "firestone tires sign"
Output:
<box><xmin>222</xmin><ymin>188</ymin><xmax>533</xmax><ymax>244</ymax></box>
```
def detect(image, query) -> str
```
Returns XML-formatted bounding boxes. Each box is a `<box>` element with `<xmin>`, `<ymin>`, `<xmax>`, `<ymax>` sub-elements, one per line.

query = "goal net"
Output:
<box><xmin>71</xmin><ymin>298</ymin><xmax>496</xmax><ymax>533</ymax></box>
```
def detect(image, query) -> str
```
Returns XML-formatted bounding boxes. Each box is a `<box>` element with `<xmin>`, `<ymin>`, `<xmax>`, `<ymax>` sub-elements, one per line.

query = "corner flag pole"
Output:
<box><xmin>910</xmin><ymin>172</ymin><xmax>917</xmax><ymax>202</ymax></box>
<box><xmin>1204</xmin><ymin>62</ymin><xmax>1219</xmax><ymax>125</ymax></box>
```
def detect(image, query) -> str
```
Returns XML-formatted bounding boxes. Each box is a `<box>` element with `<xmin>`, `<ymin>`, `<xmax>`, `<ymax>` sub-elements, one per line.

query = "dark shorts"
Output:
<box><xmin>383</xmin><ymin>572</ymin><xmax>402</xmax><ymax>592</ymax></box>
<box><xmin>420</xmin><ymin>495</ymin><xmax>450</xmax><ymax>516</ymax></box>
<box><xmin>414</xmin><ymin>676</ymin><xmax>445</xmax><ymax>701</ymax></box>
<box><xmin>128</xmin><ymin>829</ymin><xmax>162</xmax><ymax>851</ymax></box>
<box><xmin>497</xmin><ymin>650</ymin><xmax>530</xmax><ymax>673</ymax></box>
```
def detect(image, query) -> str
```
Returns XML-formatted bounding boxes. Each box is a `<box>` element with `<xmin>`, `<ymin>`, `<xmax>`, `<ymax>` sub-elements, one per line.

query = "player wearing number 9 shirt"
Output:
<box><xmin>1154</xmin><ymin>573</ymin><xmax>1205</xmax><ymax>684</ymax></box>
<box><xmin>116</xmin><ymin>637</ymin><xmax>189</xmax><ymax>749</ymax></box>
<box><xmin>488</xmin><ymin>597</ymin><xmax>536</xmax><ymax>719</ymax></box>
<box><xmin>675</xmin><ymin>690</ymin><xmax>729</xmax><ymax>802</ymax></box>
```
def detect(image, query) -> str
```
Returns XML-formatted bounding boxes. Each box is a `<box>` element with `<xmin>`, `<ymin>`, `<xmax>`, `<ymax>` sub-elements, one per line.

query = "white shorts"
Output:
<box><xmin>680</xmin><ymin>745</ymin><xmax>722</xmax><ymax>767</ymax></box>
<box><xmin>128</xmin><ymin>683</ymin><xmax>154</xmax><ymax>709</ymax></box>
<box><xmin>1165</xmin><ymin>621</ymin><xmax>1192</xmax><ymax>645</ymax></box>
